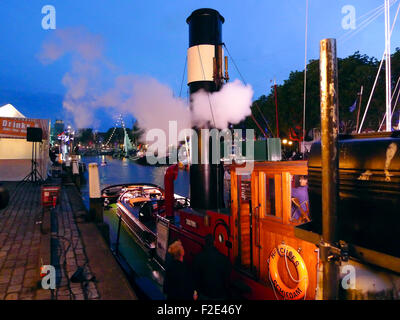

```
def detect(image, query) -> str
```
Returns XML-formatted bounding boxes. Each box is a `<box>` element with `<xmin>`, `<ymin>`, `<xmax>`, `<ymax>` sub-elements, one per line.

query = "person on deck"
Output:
<box><xmin>291</xmin><ymin>175</ymin><xmax>310</xmax><ymax>223</ymax></box>
<box><xmin>192</xmin><ymin>234</ymin><xmax>232</xmax><ymax>300</ymax></box>
<box><xmin>163</xmin><ymin>240</ymin><xmax>197</xmax><ymax>300</ymax></box>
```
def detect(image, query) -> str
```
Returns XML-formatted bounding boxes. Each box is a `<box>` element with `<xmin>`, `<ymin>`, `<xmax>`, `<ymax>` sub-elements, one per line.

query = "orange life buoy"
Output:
<box><xmin>268</xmin><ymin>244</ymin><xmax>309</xmax><ymax>300</ymax></box>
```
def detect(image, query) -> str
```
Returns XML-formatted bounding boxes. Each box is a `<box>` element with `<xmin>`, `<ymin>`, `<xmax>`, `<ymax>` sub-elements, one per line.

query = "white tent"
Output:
<box><xmin>0</xmin><ymin>104</ymin><xmax>50</xmax><ymax>181</ymax></box>
<box><xmin>0</xmin><ymin>104</ymin><xmax>25</xmax><ymax>118</ymax></box>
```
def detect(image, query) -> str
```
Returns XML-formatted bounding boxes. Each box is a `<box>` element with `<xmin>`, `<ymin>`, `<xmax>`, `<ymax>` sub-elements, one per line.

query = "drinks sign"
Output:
<box><xmin>0</xmin><ymin>117</ymin><xmax>49</xmax><ymax>139</ymax></box>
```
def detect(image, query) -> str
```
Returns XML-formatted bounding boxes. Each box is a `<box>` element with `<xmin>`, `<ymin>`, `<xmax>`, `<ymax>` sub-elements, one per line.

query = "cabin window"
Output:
<box><xmin>290</xmin><ymin>174</ymin><xmax>310</xmax><ymax>223</ymax></box>
<box><xmin>265</xmin><ymin>177</ymin><xmax>276</xmax><ymax>216</ymax></box>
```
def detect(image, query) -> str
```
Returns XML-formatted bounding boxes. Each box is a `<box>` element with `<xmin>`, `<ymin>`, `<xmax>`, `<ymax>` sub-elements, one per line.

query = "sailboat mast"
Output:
<box><xmin>385</xmin><ymin>0</ymin><xmax>392</xmax><ymax>131</ymax></box>
<box><xmin>274</xmin><ymin>78</ymin><xmax>279</xmax><ymax>137</ymax></box>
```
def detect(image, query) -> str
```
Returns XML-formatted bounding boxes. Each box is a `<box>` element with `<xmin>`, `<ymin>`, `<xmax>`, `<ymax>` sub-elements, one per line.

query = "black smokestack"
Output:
<box><xmin>187</xmin><ymin>8</ymin><xmax>225</xmax><ymax>210</ymax></box>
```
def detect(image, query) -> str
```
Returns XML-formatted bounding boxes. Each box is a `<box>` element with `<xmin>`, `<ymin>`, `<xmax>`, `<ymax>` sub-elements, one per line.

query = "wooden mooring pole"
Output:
<box><xmin>319</xmin><ymin>38</ymin><xmax>340</xmax><ymax>300</ymax></box>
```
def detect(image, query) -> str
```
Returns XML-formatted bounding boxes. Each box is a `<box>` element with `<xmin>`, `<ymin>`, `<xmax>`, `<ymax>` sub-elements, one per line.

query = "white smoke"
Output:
<box><xmin>39</xmin><ymin>27</ymin><xmax>253</xmax><ymax>146</ymax></box>
<box><xmin>191</xmin><ymin>79</ymin><xmax>253</xmax><ymax>129</ymax></box>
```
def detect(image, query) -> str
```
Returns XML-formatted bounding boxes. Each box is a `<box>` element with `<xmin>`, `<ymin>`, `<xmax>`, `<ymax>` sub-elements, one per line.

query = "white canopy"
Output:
<box><xmin>0</xmin><ymin>104</ymin><xmax>25</xmax><ymax>118</ymax></box>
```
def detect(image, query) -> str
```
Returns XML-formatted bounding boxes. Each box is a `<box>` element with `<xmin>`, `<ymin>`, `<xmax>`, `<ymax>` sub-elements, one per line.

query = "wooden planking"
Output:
<box><xmin>281</xmin><ymin>172</ymin><xmax>292</xmax><ymax>225</ymax></box>
<box><xmin>257</xmin><ymin>221</ymin><xmax>318</xmax><ymax>300</ymax></box>
<box><xmin>239</xmin><ymin>202</ymin><xmax>251</xmax><ymax>266</ymax></box>
<box><xmin>230</xmin><ymin>169</ymin><xmax>239</xmax><ymax>264</ymax></box>
<box><xmin>230</xmin><ymin>160</ymin><xmax>318</xmax><ymax>299</ymax></box>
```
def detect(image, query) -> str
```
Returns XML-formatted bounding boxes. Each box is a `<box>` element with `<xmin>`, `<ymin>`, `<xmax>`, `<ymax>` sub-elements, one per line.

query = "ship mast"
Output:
<box><xmin>385</xmin><ymin>0</ymin><xmax>392</xmax><ymax>131</ymax></box>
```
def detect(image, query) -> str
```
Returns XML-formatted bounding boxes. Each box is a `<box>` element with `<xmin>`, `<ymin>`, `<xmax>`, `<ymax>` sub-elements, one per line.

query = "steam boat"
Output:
<box><xmin>100</xmin><ymin>8</ymin><xmax>400</xmax><ymax>300</ymax></box>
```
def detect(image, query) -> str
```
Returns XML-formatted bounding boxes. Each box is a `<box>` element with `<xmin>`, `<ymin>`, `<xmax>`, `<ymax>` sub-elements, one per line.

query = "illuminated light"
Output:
<box><xmin>288</xmin><ymin>141</ymin><xmax>293</xmax><ymax>146</ymax></box>
<box><xmin>282</xmin><ymin>139</ymin><xmax>288</xmax><ymax>144</ymax></box>
<box><xmin>40</xmin><ymin>265</ymin><xmax>47</xmax><ymax>278</ymax></box>
<box><xmin>152</xmin><ymin>270</ymin><xmax>160</xmax><ymax>281</ymax></box>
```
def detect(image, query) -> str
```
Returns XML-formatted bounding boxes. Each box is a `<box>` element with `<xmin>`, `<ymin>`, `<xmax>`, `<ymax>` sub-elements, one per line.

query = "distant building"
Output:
<box><xmin>51</xmin><ymin>119</ymin><xmax>65</xmax><ymax>144</ymax></box>
<box><xmin>54</xmin><ymin>120</ymin><xmax>65</xmax><ymax>136</ymax></box>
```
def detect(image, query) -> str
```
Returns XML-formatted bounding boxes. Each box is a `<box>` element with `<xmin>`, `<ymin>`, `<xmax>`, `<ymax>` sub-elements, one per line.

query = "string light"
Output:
<box><xmin>104</xmin><ymin>114</ymin><xmax>123</xmax><ymax>146</ymax></box>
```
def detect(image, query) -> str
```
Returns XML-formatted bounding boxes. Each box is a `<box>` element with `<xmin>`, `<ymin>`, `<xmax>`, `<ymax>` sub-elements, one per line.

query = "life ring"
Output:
<box><xmin>268</xmin><ymin>244</ymin><xmax>309</xmax><ymax>300</ymax></box>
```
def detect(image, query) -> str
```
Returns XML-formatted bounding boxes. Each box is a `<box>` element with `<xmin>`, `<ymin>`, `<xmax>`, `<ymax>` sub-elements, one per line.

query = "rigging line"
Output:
<box><xmin>196</xmin><ymin>45</ymin><xmax>216</xmax><ymax>128</ymax></box>
<box><xmin>254</xmin><ymin>102</ymin><xmax>274</xmax><ymax>137</ymax></box>
<box><xmin>359</xmin><ymin>0</ymin><xmax>400</xmax><ymax>133</ymax></box>
<box><xmin>337</xmin><ymin>3</ymin><xmax>386</xmax><ymax>41</ymax></box>
<box><xmin>355</xmin><ymin>2</ymin><xmax>385</xmax><ymax>21</ymax></box>
<box><xmin>223</xmin><ymin>44</ymin><xmax>247</xmax><ymax>85</ymax></box>
<box><xmin>302</xmin><ymin>0</ymin><xmax>309</xmax><ymax>148</ymax></box>
<box><xmin>378</xmin><ymin>0</ymin><xmax>400</xmax><ymax>130</ymax></box>
<box><xmin>345</xmin><ymin>0</ymin><xmax>398</xmax><ymax>43</ymax></box>
<box><xmin>339</xmin><ymin>6</ymin><xmax>386</xmax><ymax>43</ymax></box>
<box><xmin>379</xmin><ymin>73</ymin><xmax>400</xmax><ymax>130</ymax></box>
<box><xmin>179</xmin><ymin>55</ymin><xmax>187</xmax><ymax>98</ymax></box>
<box><xmin>358</xmin><ymin>56</ymin><xmax>384</xmax><ymax>133</ymax></box>
<box><xmin>223</xmin><ymin>43</ymin><xmax>274</xmax><ymax>136</ymax></box>
<box><xmin>339</xmin><ymin>0</ymin><xmax>398</xmax><ymax>42</ymax></box>
<box><xmin>250</xmin><ymin>113</ymin><xmax>268</xmax><ymax>138</ymax></box>
<box><xmin>338</xmin><ymin>0</ymin><xmax>396</xmax><ymax>42</ymax></box>
<box><xmin>391</xmin><ymin>84</ymin><xmax>400</xmax><ymax>125</ymax></box>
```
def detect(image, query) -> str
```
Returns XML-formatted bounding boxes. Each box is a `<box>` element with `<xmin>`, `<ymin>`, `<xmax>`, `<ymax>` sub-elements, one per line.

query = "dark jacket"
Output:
<box><xmin>192</xmin><ymin>245</ymin><xmax>232</xmax><ymax>299</ymax></box>
<box><xmin>163</xmin><ymin>259</ymin><xmax>194</xmax><ymax>300</ymax></box>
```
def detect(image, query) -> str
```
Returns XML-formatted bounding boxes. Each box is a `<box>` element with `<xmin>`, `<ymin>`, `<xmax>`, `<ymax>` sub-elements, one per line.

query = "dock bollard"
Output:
<box><xmin>88</xmin><ymin>163</ymin><xmax>103</xmax><ymax>223</ymax></box>
<box><xmin>72</xmin><ymin>157</ymin><xmax>80</xmax><ymax>189</ymax></box>
<box><xmin>88</xmin><ymin>162</ymin><xmax>110</xmax><ymax>245</ymax></box>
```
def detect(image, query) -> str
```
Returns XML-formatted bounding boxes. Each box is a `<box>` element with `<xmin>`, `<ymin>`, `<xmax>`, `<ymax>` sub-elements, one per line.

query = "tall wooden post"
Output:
<box><xmin>319</xmin><ymin>38</ymin><xmax>340</xmax><ymax>300</ymax></box>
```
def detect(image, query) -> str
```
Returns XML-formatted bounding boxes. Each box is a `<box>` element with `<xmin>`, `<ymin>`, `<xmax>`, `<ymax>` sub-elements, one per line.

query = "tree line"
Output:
<box><xmin>76</xmin><ymin>49</ymin><xmax>400</xmax><ymax>145</ymax></box>
<box><xmin>236</xmin><ymin>49</ymin><xmax>400</xmax><ymax>140</ymax></box>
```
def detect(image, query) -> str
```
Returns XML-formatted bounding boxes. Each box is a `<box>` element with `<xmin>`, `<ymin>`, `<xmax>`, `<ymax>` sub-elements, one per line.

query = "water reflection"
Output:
<box><xmin>80</xmin><ymin>155</ymin><xmax>190</xmax><ymax>207</ymax></box>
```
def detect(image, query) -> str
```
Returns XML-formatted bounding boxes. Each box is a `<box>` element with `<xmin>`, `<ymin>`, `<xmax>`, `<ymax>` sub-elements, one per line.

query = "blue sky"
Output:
<box><xmin>0</xmin><ymin>0</ymin><xmax>398</xmax><ymax>130</ymax></box>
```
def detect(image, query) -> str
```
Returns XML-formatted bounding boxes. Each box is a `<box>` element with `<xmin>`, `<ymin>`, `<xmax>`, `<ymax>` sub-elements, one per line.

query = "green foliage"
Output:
<box><xmin>238</xmin><ymin>49</ymin><xmax>400</xmax><ymax>138</ymax></box>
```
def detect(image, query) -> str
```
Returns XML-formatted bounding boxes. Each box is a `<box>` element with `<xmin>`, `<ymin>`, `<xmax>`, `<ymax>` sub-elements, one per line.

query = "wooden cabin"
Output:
<box><xmin>228</xmin><ymin>160</ymin><xmax>319</xmax><ymax>300</ymax></box>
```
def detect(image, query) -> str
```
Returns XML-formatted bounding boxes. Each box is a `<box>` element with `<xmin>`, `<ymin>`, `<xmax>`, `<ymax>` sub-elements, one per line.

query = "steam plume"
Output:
<box><xmin>39</xmin><ymin>27</ymin><xmax>253</xmax><ymax>146</ymax></box>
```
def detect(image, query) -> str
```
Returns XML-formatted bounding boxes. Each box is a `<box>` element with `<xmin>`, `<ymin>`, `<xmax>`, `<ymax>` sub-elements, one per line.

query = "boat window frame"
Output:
<box><xmin>258</xmin><ymin>172</ymin><xmax>283</xmax><ymax>220</ymax></box>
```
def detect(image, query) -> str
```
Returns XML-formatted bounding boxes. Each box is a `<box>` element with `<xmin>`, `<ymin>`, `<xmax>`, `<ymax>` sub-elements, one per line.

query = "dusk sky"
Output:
<box><xmin>1</xmin><ymin>0</ymin><xmax>399</xmax><ymax>131</ymax></box>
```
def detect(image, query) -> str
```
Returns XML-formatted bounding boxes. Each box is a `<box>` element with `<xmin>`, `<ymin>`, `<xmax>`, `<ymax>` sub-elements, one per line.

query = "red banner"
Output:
<box><xmin>0</xmin><ymin>117</ymin><xmax>49</xmax><ymax>140</ymax></box>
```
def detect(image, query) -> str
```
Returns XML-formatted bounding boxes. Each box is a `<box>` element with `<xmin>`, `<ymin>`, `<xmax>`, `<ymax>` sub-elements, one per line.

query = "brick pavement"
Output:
<box><xmin>0</xmin><ymin>179</ymin><xmax>136</xmax><ymax>300</ymax></box>
<box><xmin>50</xmin><ymin>184</ymin><xmax>100</xmax><ymax>300</ymax></box>
<box><xmin>0</xmin><ymin>182</ymin><xmax>43</xmax><ymax>300</ymax></box>
<box><xmin>0</xmin><ymin>182</ymin><xmax>100</xmax><ymax>300</ymax></box>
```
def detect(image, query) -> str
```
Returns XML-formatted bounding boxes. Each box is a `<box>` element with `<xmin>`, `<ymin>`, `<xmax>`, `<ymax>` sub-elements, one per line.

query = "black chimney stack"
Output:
<box><xmin>186</xmin><ymin>8</ymin><xmax>225</xmax><ymax>210</ymax></box>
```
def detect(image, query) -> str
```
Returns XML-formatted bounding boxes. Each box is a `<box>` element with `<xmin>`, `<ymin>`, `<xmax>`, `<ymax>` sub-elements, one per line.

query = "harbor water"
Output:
<box><xmin>79</xmin><ymin>155</ymin><xmax>190</xmax><ymax>298</ymax></box>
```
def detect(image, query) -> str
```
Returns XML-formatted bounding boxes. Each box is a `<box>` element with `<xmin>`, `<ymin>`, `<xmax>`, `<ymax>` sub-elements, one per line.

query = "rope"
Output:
<box><xmin>179</xmin><ymin>55</ymin><xmax>187</xmax><ymax>98</ymax></box>
<box><xmin>339</xmin><ymin>6</ymin><xmax>386</xmax><ymax>43</ymax></box>
<box><xmin>379</xmin><ymin>73</ymin><xmax>400</xmax><ymax>130</ymax></box>
<box><xmin>267</xmin><ymin>258</ymin><xmax>280</xmax><ymax>300</ymax></box>
<box><xmin>338</xmin><ymin>1</ymin><xmax>397</xmax><ymax>43</ymax></box>
<box><xmin>223</xmin><ymin>43</ymin><xmax>274</xmax><ymax>137</ymax></box>
<box><xmin>267</xmin><ymin>247</ymin><xmax>308</xmax><ymax>300</ymax></box>
<box><xmin>283</xmin><ymin>247</ymin><xmax>308</xmax><ymax>283</ymax></box>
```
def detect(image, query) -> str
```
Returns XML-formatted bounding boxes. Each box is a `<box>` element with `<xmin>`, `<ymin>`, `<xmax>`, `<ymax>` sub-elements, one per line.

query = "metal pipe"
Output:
<box><xmin>319</xmin><ymin>38</ymin><xmax>340</xmax><ymax>300</ymax></box>
<box><xmin>116</xmin><ymin>214</ymin><xmax>122</xmax><ymax>256</ymax></box>
<box><xmin>164</xmin><ymin>164</ymin><xmax>179</xmax><ymax>218</ymax></box>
